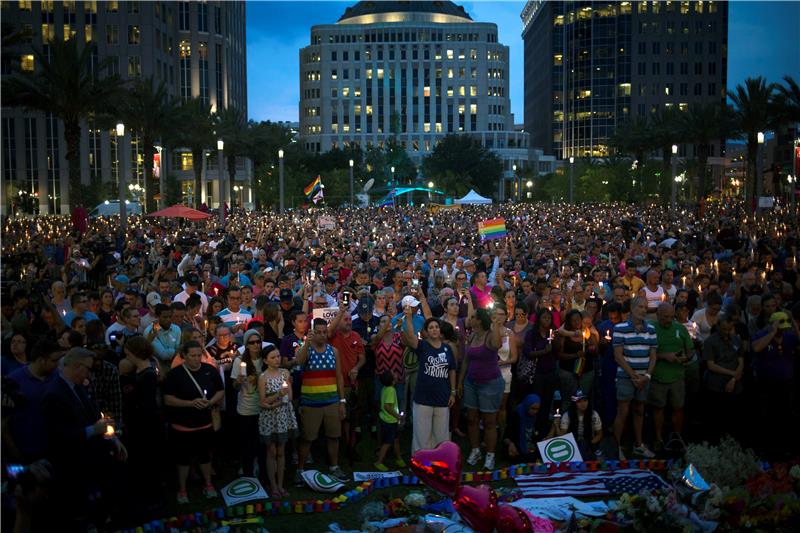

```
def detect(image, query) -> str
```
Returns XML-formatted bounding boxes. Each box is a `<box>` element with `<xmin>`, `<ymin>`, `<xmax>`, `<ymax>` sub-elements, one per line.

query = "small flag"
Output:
<box><xmin>478</xmin><ymin>217</ymin><xmax>507</xmax><ymax>241</ymax></box>
<box><xmin>312</xmin><ymin>188</ymin><xmax>324</xmax><ymax>204</ymax></box>
<box><xmin>304</xmin><ymin>175</ymin><xmax>322</xmax><ymax>198</ymax></box>
<box><xmin>515</xmin><ymin>469</ymin><xmax>668</xmax><ymax>498</ymax></box>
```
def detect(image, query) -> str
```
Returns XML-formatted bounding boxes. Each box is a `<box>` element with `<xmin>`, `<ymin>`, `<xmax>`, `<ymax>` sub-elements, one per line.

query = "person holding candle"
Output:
<box><xmin>163</xmin><ymin>341</ymin><xmax>224</xmax><ymax>504</ymax></box>
<box><xmin>556</xmin><ymin>310</ymin><xmax>595</xmax><ymax>415</ymax></box>
<box><xmin>232</xmin><ymin>329</ymin><xmax>271</xmax><ymax>483</ymax></box>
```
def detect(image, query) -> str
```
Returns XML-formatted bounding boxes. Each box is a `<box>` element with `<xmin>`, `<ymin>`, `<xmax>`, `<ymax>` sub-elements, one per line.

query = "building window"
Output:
<box><xmin>20</xmin><ymin>54</ymin><xmax>34</xmax><ymax>71</ymax></box>
<box><xmin>179</xmin><ymin>1</ymin><xmax>190</xmax><ymax>31</ymax></box>
<box><xmin>128</xmin><ymin>25</ymin><xmax>140</xmax><ymax>45</ymax></box>
<box><xmin>708</xmin><ymin>62</ymin><xmax>716</xmax><ymax>75</ymax></box>
<box><xmin>215</xmin><ymin>5</ymin><xmax>222</xmax><ymax>34</ymax></box>
<box><xmin>198</xmin><ymin>42</ymin><xmax>208</xmax><ymax>105</ymax></box>
<box><xmin>106</xmin><ymin>24</ymin><xmax>118</xmax><ymax>44</ymax></box>
<box><xmin>708</xmin><ymin>83</ymin><xmax>716</xmax><ymax>96</ymax></box>
<box><xmin>197</xmin><ymin>1</ymin><xmax>208</xmax><ymax>32</ymax></box>
<box><xmin>127</xmin><ymin>1</ymin><xmax>139</xmax><ymax>14</ymax></box>
<box><xmin>179</xmin><ymin>152</ymin><xmax>193</xmax><ymax>171</ymax></box>
<box><xmin>128</xmin><ymin>55</ymin><xmax>141</xmax><ymax>77</ymax></box>
<box><xmin>179</xmin><ymin>40</ymin><xmax>191</xmax><ymax>100</ymax></box>
<box><xmin>215</xmin><ymin>43</ymin><xmax>223</xmax><ymax>108</ymax></box>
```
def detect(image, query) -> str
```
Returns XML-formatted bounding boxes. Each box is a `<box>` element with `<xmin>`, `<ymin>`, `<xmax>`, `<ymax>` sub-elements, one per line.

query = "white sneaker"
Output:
<box><xmin>633</xmin><ymin>443</ymin><xmax>656</xmax><ymax>458</ymax></box>
<box><xmin>483</xmin><ymin>452</ymin><xmax>495</xmax><ymax>470</ymax></box>
<box><xmin>466</xmin><ymin>448</ymin><xmax>482</xmax><ymax>466</ymax></box>
<box><xmin>618</xmin><ymin>447</ymin><xmax>626</xmax><ymax>460</ymax></box>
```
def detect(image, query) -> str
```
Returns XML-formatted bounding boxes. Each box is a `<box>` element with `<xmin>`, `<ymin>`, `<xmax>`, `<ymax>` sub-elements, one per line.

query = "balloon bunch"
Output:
<box><xmin>410</xmin><ymin>441</ymin><xmax>536</xmax><ymax>533</ymax></box>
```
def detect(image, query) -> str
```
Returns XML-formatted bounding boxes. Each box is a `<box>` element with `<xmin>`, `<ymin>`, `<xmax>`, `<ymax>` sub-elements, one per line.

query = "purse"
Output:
<box><xmin>183</xmin><ymin>364</ymin><xmax>222</xmax><ymax>432</ymax></box>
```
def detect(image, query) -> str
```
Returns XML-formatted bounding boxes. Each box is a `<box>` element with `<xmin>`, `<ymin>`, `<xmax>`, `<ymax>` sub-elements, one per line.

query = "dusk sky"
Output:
<box><xmin>246</xmin><ymin>1</ymin><xmax>800</xmax><ymax>124</ymax></box>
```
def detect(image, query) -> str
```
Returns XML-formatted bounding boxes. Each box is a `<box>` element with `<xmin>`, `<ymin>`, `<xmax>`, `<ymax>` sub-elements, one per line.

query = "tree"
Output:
<box><xmin>728</xmin><ymin>77</ymin><xmax>778</xmax><ymax>204</ymax></box>
<box><xmin>649</xmin><ymin>107</ymin><xmax>684</xmax><ymax>202</ymax></box>
<box><xmin>122</xmin><ymin>76</ymin><xmax>175</xmax><ymax>212</ymax></box>
<box><xmin>2</xmin><ymin>38</ymin><xmax>124</xmax><ymax>211</ymax></box>
<box><xmin>775</xmin><ymin>75</ymin><xmax>800</xmax><ymax>125</ymax></box>
<box><xmin>169</xmin><ymin>98</ymin><xmax>214</xmax><ymax>208</ymax></box>
<box><xmin>215</xmin><ymin>106</ymin><xmax>249</xmax><ymax>207</ymax></box>
<box><xmin>422</xmin><ymin>135</ymin><xmax>502</xmax><ymax>198</ymax></box>
<box><xmin>680</xmin><ymin>102</ymin><xmax>735</xmax><ymax>202</ymax></box>
<box><xmin>246</xmin><ymin>120</ymin><xmax>294</xmax><ymax>209</ymax></box>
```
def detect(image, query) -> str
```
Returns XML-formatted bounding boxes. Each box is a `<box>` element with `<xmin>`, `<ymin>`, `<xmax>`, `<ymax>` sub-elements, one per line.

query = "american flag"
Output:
<box><xmin>515</xmin><ymin>469</ymin><xmax>668</xmax><ymax>498</ymax></box>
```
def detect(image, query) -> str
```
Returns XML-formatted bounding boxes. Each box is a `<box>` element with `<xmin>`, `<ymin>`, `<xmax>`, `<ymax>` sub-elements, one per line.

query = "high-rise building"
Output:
<box><xmin>299</xmin><ymin>1</ymin><xmax>535</xmax><ymax>198</ymax></box>
<box><xmin>1</xmin><ymin>0</ymin><xmax>247</xmax><ymax>214</ymax></box>
<box><xmin>522</xmin><ymin>0</ymin><xmax>728</xmax><ymax>160</ymax></box>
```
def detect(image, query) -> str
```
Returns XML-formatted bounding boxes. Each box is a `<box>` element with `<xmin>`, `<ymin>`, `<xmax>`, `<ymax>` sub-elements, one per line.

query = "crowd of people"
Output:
<box><xmin>1</xmin><ymin>201</ymin><xmax>798</xmax><ymax>531</ymax></box>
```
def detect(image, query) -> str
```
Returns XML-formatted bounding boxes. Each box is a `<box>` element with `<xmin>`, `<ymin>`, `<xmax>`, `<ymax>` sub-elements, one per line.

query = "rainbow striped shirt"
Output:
<box><xmin>300</xmin><ymin>344</ymin><xmax>338</xmax><ymax>407</ymax></box>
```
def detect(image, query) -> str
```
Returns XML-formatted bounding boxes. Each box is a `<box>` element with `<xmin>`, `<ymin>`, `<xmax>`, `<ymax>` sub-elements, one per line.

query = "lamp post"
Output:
<box><xmin>755</xmin><ymin>131</ymin><xmax>764</xmax><ymax>214</ymax></box>
<box><xmin>427</xmin><ymin>180</ymin><xmax>434</xmax><ymax>203</ymax></box>
<box><xmin>278</xmin><ymin>149</ymin><xmax>285</xmax><ymax>213</ymax></box>
<box><xmin>671</xmin><ymin>144</ymin><xmax>678</xmax><ymax>213</ymax></box>
<box><xmin>526</xmin><ymin>179</ymin><xmax>533</xmax><ymax>201</ymax></box>
<box><xmin>568</xmin><ymin>156</ymin><xmax>574</xmax><ymax>204</ymax></box>
<box><xmin>512</xmin><ymin>164</ymin><xmax>518</xmax><ymax>202</ymax></box>
<box><xmin>233</xmin><ymin>185</ymin><xmax>242</xmax><ymax>208</ymax></box>
<box><xmin>390</xmin><ymin>166</ymin><xmax>395</xmax><ymax>207</ymax></box>
<box><xmin>349</xmin><ymin>159</ymin><xmax>354</xmax><ymax>206</ymax></box>
<box><xmin>217</xmin><ymin>139</ymin><xmax>225</xmax><ymax>224</ymax></box>
<box><xmin>154</xmin><ymin>142</ymin><xmax>163</xmax><ymax>208</ymax></box>
<box><xmin>116</xmin><ymin>122</ymin><xmax>127</xmax><ymax>229</ymax></box>
<box><xmin>788</xmin><ymin>174</ymin><xmax>797</xmax><ymax>213</ymax></box>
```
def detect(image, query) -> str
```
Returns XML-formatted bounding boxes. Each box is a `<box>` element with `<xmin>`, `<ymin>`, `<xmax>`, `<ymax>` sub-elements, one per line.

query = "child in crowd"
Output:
<box><xmin>375</xmin><ymin>370</ymin><xmax>405</xmax><ymax>471</ymax></box>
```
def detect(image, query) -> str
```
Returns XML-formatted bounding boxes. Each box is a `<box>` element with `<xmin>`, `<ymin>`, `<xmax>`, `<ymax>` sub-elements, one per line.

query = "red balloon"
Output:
<box><xmin>496</xmin><ymin>503</ymin><xmax>534</xmax><ymax>533</ymax></box>
<box><xmin>410</xmin><ymin>441</ymin><xmax>463</xmax><ymax>496</ymax></box>
<box><xmin>453</xmin><ymin>484</ymin><xmax>499</xmax><ymax>533</ymax></box>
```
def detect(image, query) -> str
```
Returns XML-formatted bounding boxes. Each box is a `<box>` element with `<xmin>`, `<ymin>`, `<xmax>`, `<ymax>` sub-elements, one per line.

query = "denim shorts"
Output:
<box><xmin>616</xmin><ymin>375</ymin><xmax>650</xmax><ymax>402</ymax></box>
<box><xmin>463</xmin><ymin>376</ymin><xmax>505</xmax><ymax>413</ymax></box>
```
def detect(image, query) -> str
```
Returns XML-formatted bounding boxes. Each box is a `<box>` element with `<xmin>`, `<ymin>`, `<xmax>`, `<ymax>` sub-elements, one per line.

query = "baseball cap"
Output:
<box><xmin>185</xmin><ymin>272</ymin><xmax>201</xmax><ymax>286</ymax></box>
<box><xmin>279</xmin><ymin>288</ymin><xmax>294</xmax><ymax>301</ymax></box>
<box><xmin>571</xmin><ymin>389</ymin><xmax>588</xmax><ymax>402</ymax></box>
<box><xmin>146</xmin><ymin>292</ymin><xmax>161</xmax><ymax>307</ymax></box>
<box><xmin>115</xmin><ymin>274</ymin><xmax>130</xmax><ymax>284</ymax></box>
<box><xmin>356</xmin><ymin>295</ymin><xmax>374</xmax><ymax>315</ymax></box>
<box><xmin>124</xmin><ymin>287</ymin><xmax>139</xmax><ymax>296</ymax></box>
<box><xmin>401</xmin><ymin>295</ymin><xmax>420</xmax><ymax>308</ymax></box>
<box><xmin>387</xmin><ymin>243</ymin><xmax>394</xmax><ymax>249</ymax></box>
<box><xmin>770</xmin><ymin>311</ymin><xmax>792</xmax><ymax>330</ymax></box>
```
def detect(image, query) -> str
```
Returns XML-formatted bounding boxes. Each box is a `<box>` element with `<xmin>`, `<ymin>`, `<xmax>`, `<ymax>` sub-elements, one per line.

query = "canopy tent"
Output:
<box><xmin>454</xmin><ymin>189</ymin><xmax>492</xmax><ymax>205</ymax></box>
<box><xmin>146</xmin><ymin>204</ymin><xmax>212</xmax><ymax>220</ymax></box>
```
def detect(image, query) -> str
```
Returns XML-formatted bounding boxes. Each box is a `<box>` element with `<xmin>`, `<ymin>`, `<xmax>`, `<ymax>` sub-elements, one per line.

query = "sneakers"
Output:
<box><xmin>618</xmin><ymin>447</ymin><xmax>627</xmax><ymax>460</ymax></box>
<box><xmin>294</xmin><ymin>470</ymin><xmax>305</xmax><ymax>487</ymax></box>
<box><xmin>483</xmin><ymin>452</ymin><xmax>495</xmax><ymax>471</ymax></box>
<box><xmin>633</xmin><ymin>443</ymin><xmax>656</xmax><ymax>458</ymax></box>
<box><xmin>203</xmin><ymin>484</ymin><xmax>217</xmax><ymax>499</ymax></box>
<box><xmin>395</xmin><ymin>458</ymin><xmax>407</xmax><ymax>468</ymax></box>
<box><xmin>466</xmin><ymin>448</ymin><xmax>482</xmax><ymax>466</ymax></box>
<box><xmin>374</xmin><ymin>462</ymin><xmax>389</xmax><ymax>472</ymax></box>
<box><xmin>329</xmin><ymin>465</ymin><xmax>348</xmax><ymax>482</ymax></box>
<box><xmin>176</xmin><ymin>490</ymin><xmax>189</xmax><ymax>504</ymax></box>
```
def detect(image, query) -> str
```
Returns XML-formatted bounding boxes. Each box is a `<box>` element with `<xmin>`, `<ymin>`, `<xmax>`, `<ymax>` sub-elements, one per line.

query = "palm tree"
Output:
<box><xmin>728</xmin><ymin>77</ymin><xmax>778</xmax><ymax>204</ymax></box>
<box><xmin>215</xmin><ymin>106</ymin><xmax>248</xmax><ymax>208</ymax></box>
<box><xmin>680</xmin><ymin>102</ymin><xmax>735</xmax><ymax>202</ymax></box>
<box><xmin>170</xmin><ymin>98</ymin><xmax>214</xmax><ymax>208</ymax></box>
<box><xmin>774</xmin><ymin>75</ymin><xmax>800</xmax><ymax>125</ymax></box>
<box><xmin>2</xmin><ymin>38</ymin><xmax>123</xmax><ymax>211</ymax></box>
<box><xmin>122</xmin><ymin>77</ymin><xmax>175</xmax><ymax>212</ymax></box>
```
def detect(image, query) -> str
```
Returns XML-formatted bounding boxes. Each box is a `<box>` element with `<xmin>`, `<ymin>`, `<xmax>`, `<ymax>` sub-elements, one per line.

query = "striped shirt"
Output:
<box><xmin>612</xmin><ymin>320</ymin><xmax>657</xmax><ymax>377</ymax></box>
<box><xmin>300</xmin><ymin>344</ymin><xmax>338</xmax><ymax>407</ymax></box>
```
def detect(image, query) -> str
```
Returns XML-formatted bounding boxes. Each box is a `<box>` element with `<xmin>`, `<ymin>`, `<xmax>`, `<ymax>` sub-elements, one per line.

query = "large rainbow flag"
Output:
<box><xmin>304</xmin><ymin>175</ymin><xmax>322</xmax><ymax>198</ymax></box>
<box><xmin>478</xmin><ymin>217</ymin><xmax>507</xmax><ymax>241</ymax></box>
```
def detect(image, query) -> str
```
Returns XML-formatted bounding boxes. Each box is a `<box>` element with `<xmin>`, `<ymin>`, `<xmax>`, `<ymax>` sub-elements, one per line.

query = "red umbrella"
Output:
<box><xmin>146</xmin><ymin>204</ymin><xmax>213</xmax><ymax>220</ymax></box>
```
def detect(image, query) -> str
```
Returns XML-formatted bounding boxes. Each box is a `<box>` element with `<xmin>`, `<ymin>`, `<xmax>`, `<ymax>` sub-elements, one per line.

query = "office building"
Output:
<box><xmin>299</xmin><ymin>1</ymin><xmax>532</xmax><ymax>198</ymax></box>
<box><xmin>1</xmin><ymin>0</ymin><xmax>248</xmax><ymax>214</ymax></box>
<box><xmin>522</xmin><ymin>0</ymin><xmax>728</xmax><ymax>160</ymax></box>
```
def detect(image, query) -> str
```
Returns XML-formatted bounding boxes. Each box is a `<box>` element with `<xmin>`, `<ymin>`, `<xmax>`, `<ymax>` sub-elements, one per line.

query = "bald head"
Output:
<box><xmin>656</xmin><ymin>302</ymin><xmax>675</xmax><ymax>327</ymax></box>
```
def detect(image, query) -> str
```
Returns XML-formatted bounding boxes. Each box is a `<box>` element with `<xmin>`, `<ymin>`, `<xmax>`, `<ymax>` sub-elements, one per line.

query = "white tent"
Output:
<box><xmin>454</xmin><ymin>189</ymin><xmax>492</xmax><ymax>205</ymax></box>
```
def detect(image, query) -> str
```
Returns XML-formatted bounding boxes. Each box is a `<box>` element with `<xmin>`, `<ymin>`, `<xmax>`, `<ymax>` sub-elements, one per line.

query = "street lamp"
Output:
<box><xmin>756</xmin><ymin>131</ymin><xmax>765</xmax><ymax>214</ymax></box>
<box><xmin>526</xmin><ymin>179</ymin><xmax>533</xmax><ymax>200</ymax></box>
<box><xmin>116</xmin><ymin>122</ymin><xmax>127</xmax><ymax>228</ymax></box>
<box><xmin>568</xmin><ymin>156</ymin><xmax>574</xmax><ymax>204</ymax></box>
<box><xmin>233</xmin><ymin>184</ymin><xmax>242</xmax><ymax>208</ymax></box>
<box><xmin>427</xmin><ymin>180</ymin><xmax>434</xmax><ymax>202</ymax></box>
<box><xmin>278</xmin><ymin>149</ymin><xmax>285</xmax><ymax>213</ymax></box>
<box><xmin>788</xmin><ymin>174</ymin><xmax>797</xmax><ymax>213</ymax></box>
<box><xmin>349</xmin><ymin>158</ymin><xmax>354</xmax><ymax>206</ymax></box>
<box><xmin>217</xmin><ymin>139</ymin><xmax>225</xmax><ymax>224</ymax></box>
<box><xmin>512</xmin><ymin>163</ymin><xmax>518</xmax><ymax>202</ymax></box>
<box><xmin>390</xmin><ymin>166</ymin><xmax>395</xmax><ymax>208</ymax></box>
<box><xmin>671</xmin><ymin>144</ymin><xmax>678</xmax><ymax>213</ymax></box>
<box><xmin>154</xmin><ymin>142</ymin><xmax>163</xmax><ymax>208</ymax></box>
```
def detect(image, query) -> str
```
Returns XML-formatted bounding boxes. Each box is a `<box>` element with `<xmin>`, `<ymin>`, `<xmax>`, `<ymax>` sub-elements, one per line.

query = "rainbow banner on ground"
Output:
<box><xmin>304</xmin><ymin>175</ymin><xmax>322</xmax><ymax>198</ymax></box>
<box><xmin>478</xmin><ymin>217</ymin><xmax>507</xmax><ymax>241</ymax></box>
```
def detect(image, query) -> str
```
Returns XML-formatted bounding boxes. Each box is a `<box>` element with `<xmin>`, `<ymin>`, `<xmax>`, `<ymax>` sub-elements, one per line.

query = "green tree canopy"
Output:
<box><xmin>421</xmin><ymin>135</ymin><xmax>502</xmax><ymax>199</ymax></box>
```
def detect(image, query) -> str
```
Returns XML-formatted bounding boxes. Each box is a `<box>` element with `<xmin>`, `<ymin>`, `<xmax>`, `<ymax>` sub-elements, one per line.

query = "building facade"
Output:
<box><xmin>522</xmin><ymin>0</ymin><xmax>728</xmax><ymax>160</ymax></box>
<box><xmin>299</xmin><ymin>1</ymin><xmax>532</xmax><ymax>198</ymax></box>
<box><xmin>1</xmin><ymin>0</ymin><xmax>248</xmax><ymax>215</ymax></box>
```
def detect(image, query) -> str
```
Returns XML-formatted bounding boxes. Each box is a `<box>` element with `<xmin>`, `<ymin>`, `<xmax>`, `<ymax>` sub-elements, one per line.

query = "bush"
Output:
<box><xmin>685</xmin><ymin>436</ymin><xmax>762</xmax><ymax>490</ymax></box>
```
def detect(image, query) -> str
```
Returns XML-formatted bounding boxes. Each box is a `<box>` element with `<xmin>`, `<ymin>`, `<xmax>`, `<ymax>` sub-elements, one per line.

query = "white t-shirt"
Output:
<box><xmin>231</xmin><ymin>356</ymin><xmax>264</xmax><ymax>416</ymax></box>
<box><xmin>559</xmin><ymin>410</ymin><xmax>602</xmax><ymax>438</ymax></box>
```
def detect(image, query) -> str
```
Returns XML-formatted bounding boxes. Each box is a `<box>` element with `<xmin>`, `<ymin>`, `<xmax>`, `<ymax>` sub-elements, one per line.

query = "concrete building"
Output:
<box><xmin>522</xmin><ymin>0</ymin><xmax>728</xmax><ymax>161</ymax></box>
<box><xmin>1</xmin><ymin>0</ymin><xmax>248</xmax><ymax>214</ymax></box>
<box><xmin>298</xmin><ymin>1</ymin><xmax>534</xmax><ymax>200</ymax></box>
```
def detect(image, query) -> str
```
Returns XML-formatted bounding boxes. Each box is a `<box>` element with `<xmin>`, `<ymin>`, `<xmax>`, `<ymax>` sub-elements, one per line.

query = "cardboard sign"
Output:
<box><xmin>536</xmin><ymin>433</ymin><xmax>583</xmax><ymax>463</ymax></box>
<box><xmin>318</xmin><ymin>215</ymin><xmax>336</xmax><ymax>230</ymax></box>
<box><xmin>312</xmin><ymin>306</ymin><xmax>339</xmax><ymax>322</ymax></box>
<box><xmin>221</xmin><ymin>477</ymin><xmax>268</xmax><ymax>507</ymax></box>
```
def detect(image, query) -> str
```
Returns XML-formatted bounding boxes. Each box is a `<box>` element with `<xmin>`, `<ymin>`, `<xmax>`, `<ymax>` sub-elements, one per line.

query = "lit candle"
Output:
<box><xmin>548</xmin><ymin>329</ymin><xmax>554</xmax><ymax>342</ymax></box>
<box><xmin>605</xmin><ymin>329</ymin><xmax>612</xmax><ymax>341</ymax></box>
<box><xmin>281</xmin><ymin>378</ymin><xmax>289</xmax><ymax>403</ymax></box>
<box><xmin>104</xmin><ymin>423</ymin><xmax>115</xmax><ymax>439</ymax></box>
<box><xmin>582</xmin><ymin>328</ymin><xmax>590</xmax><ymax>351</ymax></box>
<box><xmin>239</xmin><ymin>361</ymin><xmax>247</xmax><ymax>376</ymax></box>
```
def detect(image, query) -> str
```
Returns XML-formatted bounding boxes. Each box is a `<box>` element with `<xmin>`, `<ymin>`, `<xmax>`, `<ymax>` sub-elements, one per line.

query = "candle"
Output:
<box><xmin>239</xmin><ymin>361</ymin><xmax>247</xmax><ymax>376</ymax></box>
<box><xmin>203</xmin><ymin>388</ymin><xmax>208</xmax><ymax>399</ymax></box>
<box><xmin>548</xmin><ymin>329</ymin><xmax>554</xmax><ymax>342</ymax></box>
<box><xmin>661</xmin><ymin>293</ymin><xmax>667</xmax><ymax>302</ymax></box>
<box><xmin>605</xmin><ymin>329</ymin><xmax>612</xmax><ymax>341</ymax></box>
<box><xmin>582</xmin><ymin>328</ymin><xmax>590</xmax><ymax>351</ymax></box>
<box><xmin>281</xmin><ymin>379</ymin><xmax>289</xmax><ymax>403</ymax></box>
<box><xmin>104</xmin><ymin>424</ymin><xmax>115</xmax><ymax>439</ymax></box>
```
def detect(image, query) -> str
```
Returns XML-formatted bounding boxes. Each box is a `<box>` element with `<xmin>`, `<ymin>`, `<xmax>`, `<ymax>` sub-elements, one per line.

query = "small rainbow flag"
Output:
<box><xmin>304</xmin><ymin>175</ymin><xmax>322</xmax><ymax>198</ymax></box>
<box><xmin>478</xmin><ymin>217</ymin><xmax>507</xmax><ymax>241</ymax></box>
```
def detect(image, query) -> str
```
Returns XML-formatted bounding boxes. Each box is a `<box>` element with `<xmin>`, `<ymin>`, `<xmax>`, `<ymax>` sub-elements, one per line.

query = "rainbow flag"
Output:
<box><xmin>478</xmin><ymin>217</ymin><xmax>507</xmax><ymax>241</ymax></box>
<box><xmin>304</xmin><ymin>175</ymin><xmax>322</xmax><ymax>198</ymax></box>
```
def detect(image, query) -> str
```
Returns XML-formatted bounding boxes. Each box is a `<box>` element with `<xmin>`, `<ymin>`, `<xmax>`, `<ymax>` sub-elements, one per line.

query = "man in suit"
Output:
<box><xmin>43</xmin><ymin>347</ymin><xmax>126</xmax><ymax>531</ymax></box>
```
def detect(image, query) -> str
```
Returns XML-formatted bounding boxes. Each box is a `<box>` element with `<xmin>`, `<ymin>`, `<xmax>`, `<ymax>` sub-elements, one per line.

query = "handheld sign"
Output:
<box><xmin>537</xmin><ymin>433</ymin><xmax>583</xmax><ymax>464</ymax></box>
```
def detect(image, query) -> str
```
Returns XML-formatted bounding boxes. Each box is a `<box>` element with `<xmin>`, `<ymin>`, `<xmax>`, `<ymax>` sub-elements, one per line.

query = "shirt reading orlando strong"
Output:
<box><xmin>413</xmin><ymin>339</ymin><xmax>456</xmax><ymax>408</ymax></box>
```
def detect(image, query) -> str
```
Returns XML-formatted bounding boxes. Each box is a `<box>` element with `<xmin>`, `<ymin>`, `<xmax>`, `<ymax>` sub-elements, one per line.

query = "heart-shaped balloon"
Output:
<box><xmin>496</xmin><ymin>503</ymin><xmax>533</xmax><ymax>533</ymax></box>
<box><xmin>410</xmin><ymin>440</ymin><xmax>463</xmax><ymax>496</ymax></box>
<box><xmin>453</xmin><ymin>484</ymin><xmax>498</xmax><ymax>533</ymax></box>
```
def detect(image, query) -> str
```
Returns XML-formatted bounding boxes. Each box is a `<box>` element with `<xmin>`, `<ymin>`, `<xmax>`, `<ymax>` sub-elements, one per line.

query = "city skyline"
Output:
<box><xmin>246</xmin><ymin>0</ymin><xmax>800</xmax><ymax>126</ymax></box>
